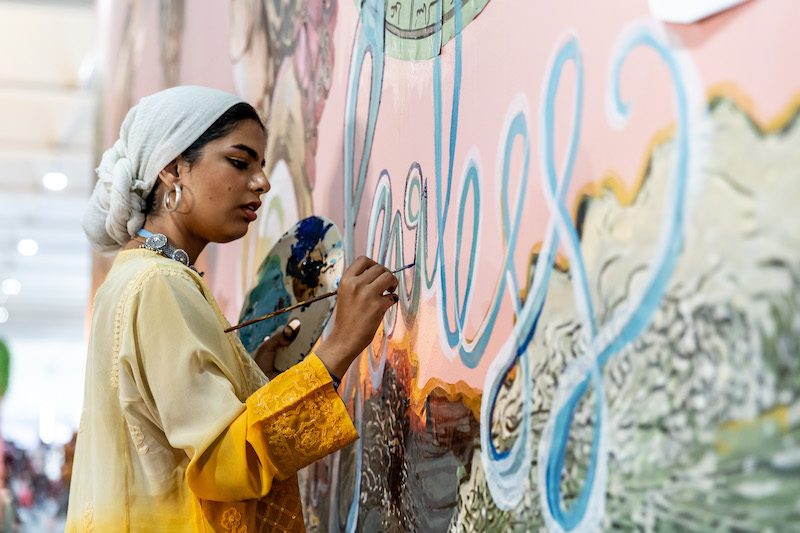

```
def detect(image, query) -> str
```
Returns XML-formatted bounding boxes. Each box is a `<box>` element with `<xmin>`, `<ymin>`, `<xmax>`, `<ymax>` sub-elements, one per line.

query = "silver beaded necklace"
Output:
<box><xmin>136</xmin><ymin>228</ymin><xmax>201</xmax><ymax>275</ymax></box>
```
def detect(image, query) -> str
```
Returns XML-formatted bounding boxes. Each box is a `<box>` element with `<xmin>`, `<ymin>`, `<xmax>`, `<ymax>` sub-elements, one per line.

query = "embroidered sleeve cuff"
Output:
<box><xmin>245</xmin><ymin>353</ymin><xmax>358</xmax><ymax>477</ymax></box>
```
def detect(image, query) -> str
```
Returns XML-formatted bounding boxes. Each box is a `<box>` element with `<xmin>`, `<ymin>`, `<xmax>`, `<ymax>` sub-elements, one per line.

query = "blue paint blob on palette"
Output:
<box><xmin>238</xmin><ymin>215</ymin><xmax>344</xmax><ymax>371</ymax></box>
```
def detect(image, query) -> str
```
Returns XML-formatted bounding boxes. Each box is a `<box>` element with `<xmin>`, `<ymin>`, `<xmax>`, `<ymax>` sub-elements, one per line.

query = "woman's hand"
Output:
<box><xmin>252</xmin><ymin>319</ymin><xmax>301</xmax><ymax>379</ymax></box>
<box><xmin>315</xmin><ymin>256</ymin><xmax>399</xmax><ymax>380</ymax></box>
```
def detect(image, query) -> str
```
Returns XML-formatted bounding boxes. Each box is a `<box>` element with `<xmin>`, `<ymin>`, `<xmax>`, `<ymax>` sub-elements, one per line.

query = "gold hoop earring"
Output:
<box><xmin>163</xmin><ymin>183</ymin><xmax>181</xmax><ymax>212</ymax></box>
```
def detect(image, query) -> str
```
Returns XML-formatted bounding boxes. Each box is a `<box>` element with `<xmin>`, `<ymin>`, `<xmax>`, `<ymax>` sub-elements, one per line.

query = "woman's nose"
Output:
<box><xmin>250</xmin><ymin>170</ymin><xmax>270</xmax><ymax>194</ymax></box>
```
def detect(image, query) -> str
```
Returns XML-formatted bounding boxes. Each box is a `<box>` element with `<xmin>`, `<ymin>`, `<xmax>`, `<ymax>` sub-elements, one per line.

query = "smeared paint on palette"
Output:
<box><xmin>238</xmin><ymin>215</ymin><xmax>344</xmax><ymax>371</ymax></box>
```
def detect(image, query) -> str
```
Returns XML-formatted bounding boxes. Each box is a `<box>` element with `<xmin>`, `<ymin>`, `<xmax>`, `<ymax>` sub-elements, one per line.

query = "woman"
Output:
<box><xmin>67</xmin><ymin>86</ymin><xmax>398</xmax><ymax>532</ymax></box>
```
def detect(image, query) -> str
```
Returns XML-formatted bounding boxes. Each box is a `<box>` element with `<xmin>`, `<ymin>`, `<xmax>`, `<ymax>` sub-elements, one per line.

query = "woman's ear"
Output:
<box><xmin>157</xmin><ymin>159</ymin><xmax>180</xmax><ymax>187</ymax></box>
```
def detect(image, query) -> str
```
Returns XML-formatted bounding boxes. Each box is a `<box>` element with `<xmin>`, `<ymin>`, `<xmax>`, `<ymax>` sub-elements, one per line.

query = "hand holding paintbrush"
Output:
<box><xmin>225</xmin><ymin>261</ymin><xmax>415</xmax><ymax>333</ymax></box>
<box><xmin>292</xmin><ymin>256</ymin><xmax>407</xmax><ymax>381</ymax></box>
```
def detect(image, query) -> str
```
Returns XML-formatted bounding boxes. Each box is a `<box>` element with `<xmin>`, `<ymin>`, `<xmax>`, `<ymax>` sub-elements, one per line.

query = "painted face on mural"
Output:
<box><xmin>172</xmin><ymin>119</ymin><xmax>268</xmax><ymax>245</ymax></box>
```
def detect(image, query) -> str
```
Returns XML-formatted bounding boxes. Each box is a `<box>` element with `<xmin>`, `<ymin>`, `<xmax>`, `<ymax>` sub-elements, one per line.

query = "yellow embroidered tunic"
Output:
<box><xmin>66</xmin><ymin>249</ymin><xmax>358</xmax><ymax>532</ymax></box>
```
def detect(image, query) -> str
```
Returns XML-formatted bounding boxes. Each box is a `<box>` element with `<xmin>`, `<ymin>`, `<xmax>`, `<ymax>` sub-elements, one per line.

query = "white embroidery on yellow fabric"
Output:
<box><xmin>128</xmin><ymin>424</ymin><xmax>149</xmax><ymax>454</ymax></box>
<box><xmin>110</xmin><ymin>298</ymin><xmax>122</xmax><ymax>388</ymax></box>
<box><xmin>83</xmin><ymin>502</ymin><xmax>94</xmax><ymax>532</ymax></box>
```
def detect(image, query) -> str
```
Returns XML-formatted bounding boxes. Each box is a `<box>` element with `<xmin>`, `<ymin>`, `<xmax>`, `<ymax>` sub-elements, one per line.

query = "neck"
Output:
<box><xmin>142</xmin><ymin>215</ymin><xmax>206</xmax><ymax>265</ymax></box>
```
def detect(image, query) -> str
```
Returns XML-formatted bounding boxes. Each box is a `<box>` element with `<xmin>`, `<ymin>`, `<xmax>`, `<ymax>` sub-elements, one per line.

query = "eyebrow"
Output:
<box><xmin>231</xmin><ymin>144</ymin><xmax>266</xmax><ymax>167</ymax></box>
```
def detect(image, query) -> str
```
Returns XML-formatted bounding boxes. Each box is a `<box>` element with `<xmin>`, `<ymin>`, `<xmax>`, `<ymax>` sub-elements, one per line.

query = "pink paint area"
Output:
<box><xmin>314</xmin><ymin>0</ymin><xmax>800</xmax><ymax>389</ymax></box>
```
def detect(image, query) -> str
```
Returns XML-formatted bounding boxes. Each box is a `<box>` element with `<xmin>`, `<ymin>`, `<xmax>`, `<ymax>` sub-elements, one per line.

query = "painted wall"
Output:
<box><xmin>102</xmin><ymin>0</ymin><xmax>800</xmax><ymax>530</ymax></box>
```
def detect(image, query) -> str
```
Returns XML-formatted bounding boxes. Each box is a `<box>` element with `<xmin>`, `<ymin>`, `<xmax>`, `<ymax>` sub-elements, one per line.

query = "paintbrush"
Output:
<box><xmin>224</xmin><ymin>262</ymin><xmax>416</xmax><ymax>333</ymax></box>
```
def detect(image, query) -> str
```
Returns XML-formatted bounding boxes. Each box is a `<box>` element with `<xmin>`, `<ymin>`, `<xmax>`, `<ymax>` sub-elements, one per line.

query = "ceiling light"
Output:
<box><xmin>1</xmin><ymin>279</ymin><xmax>21</xmax><ymax>295</ymax></box>
<box><xmin>43</xmin><ymin>172</ymin><xmax>68</xmax><ymax>191</ymax></box>
<box><xmin>17</xmin><ymin>239</ymin><xmax>39</xmax><ymax>256</ymax></box>
<box><xmin>0</xmin><ymin>307</ymin><xmax>7</xmax><ymax>323</ymax></box>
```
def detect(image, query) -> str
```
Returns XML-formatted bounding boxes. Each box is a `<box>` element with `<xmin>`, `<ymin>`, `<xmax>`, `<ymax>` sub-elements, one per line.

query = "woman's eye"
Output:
<box><xmin>228</xmin><ymin>158</ymin><xmax>248</xmax><ymax>170</ymax></box>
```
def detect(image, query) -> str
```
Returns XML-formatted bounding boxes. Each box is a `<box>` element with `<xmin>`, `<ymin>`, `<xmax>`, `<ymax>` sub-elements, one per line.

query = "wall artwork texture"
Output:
<box><xmin>106</xmin><ymin>0</ymin><xmax>800</xmax><ymax>530</ymax></box>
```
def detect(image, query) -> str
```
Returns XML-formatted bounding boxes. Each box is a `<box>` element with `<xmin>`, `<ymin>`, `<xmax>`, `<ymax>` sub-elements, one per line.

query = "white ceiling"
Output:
<box><xmin>0</xmin><ymin>0</ymin><xmax>97</xmax><ymax>342</ymax></box>
<box><xmin>0</xmin><ymin>0</ymin><xmax>98</xmax><ymax>447</ymax></box>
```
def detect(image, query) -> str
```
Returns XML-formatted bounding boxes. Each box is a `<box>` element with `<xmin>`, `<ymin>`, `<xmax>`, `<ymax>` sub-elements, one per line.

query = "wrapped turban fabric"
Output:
<box><xmin>83</xmin><ymin>86</ymin><xmax>242</xmax><ymax>252</ymax></box>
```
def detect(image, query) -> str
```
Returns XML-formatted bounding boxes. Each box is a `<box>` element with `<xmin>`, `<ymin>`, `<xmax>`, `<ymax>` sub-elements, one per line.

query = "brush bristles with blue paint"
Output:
<box><xmin>224</xmin><ymin>262</ymin><xmax>416</xmax><ymax>333</ymax></box>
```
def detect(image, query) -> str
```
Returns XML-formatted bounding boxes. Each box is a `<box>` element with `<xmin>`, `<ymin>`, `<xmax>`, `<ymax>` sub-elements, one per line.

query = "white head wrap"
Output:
<box><xmin>83</xmin><ymin>85</ymin><xmax>244</xmax><ymax>251</ymax></box>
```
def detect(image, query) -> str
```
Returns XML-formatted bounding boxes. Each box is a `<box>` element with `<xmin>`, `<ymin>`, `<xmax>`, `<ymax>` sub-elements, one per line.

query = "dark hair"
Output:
<box><xmin>144</xmin><ymin>102</ymin><xmax>264</xmax><ymax>213</ymax></box>
<box><xmin>180</xmin><ymin>102</ymin><xmax>263</xmax><ymax>164</ymax></box>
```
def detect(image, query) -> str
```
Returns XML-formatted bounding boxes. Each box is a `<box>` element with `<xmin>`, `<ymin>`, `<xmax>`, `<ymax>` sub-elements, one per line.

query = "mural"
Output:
<box><xmin>102</xmin><ymin>0</ymin><xmax>800</xmax><ymax>530</ymax></box>
<box><xmin>158</xmin><ymin>0</ymin><xmax>185</xmax><ymax>87</ymax></box>
<box><xmin>380</xmin><ymin>0</ymin><xmax>490</xmax><ymax>59</ymax></box>
<box><xmin>305</xmin><ymin>1</ymin><xmax>800</xmax><ymax>530</ymax></box>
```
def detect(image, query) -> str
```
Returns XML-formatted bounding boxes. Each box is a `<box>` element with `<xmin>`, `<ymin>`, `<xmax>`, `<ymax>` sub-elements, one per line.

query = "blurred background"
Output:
<box><xmin>0</xmin><ymin>0</ymin><xmax>96</xmax><ymax>530</ymax></box>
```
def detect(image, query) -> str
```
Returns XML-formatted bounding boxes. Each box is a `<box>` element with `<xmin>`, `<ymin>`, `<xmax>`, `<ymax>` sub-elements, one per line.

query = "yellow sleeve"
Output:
<box><xmin>124</xmin><ymin>266</ymin><xmax>357</xmax><ymax>503</ymax></box>
<box><xmin>187</xmin><ymin>353</ymin><xmax>358</xmax><ymax>501</ymax></box>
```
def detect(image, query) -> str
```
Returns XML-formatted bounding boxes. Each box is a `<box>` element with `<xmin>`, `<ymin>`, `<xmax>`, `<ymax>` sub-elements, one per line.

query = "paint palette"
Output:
<box><xmin>237</xmin><ymin>216</ymin><xmax>344</xmax><ymax>372</ymax></box>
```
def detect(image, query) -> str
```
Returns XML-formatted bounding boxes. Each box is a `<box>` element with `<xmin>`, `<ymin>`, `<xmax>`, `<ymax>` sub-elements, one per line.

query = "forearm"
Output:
<box><xmin>313</xmin><ymin>338</ymin><xmax>355</xmax><ymax>383</ymax></box>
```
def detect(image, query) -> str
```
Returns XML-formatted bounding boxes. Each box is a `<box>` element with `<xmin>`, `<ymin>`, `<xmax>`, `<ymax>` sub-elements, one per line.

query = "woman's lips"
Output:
<box><xmin>242</xmin><ymin>205</ymin><xmax>258</xmax><ymax>222</ymax></box>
